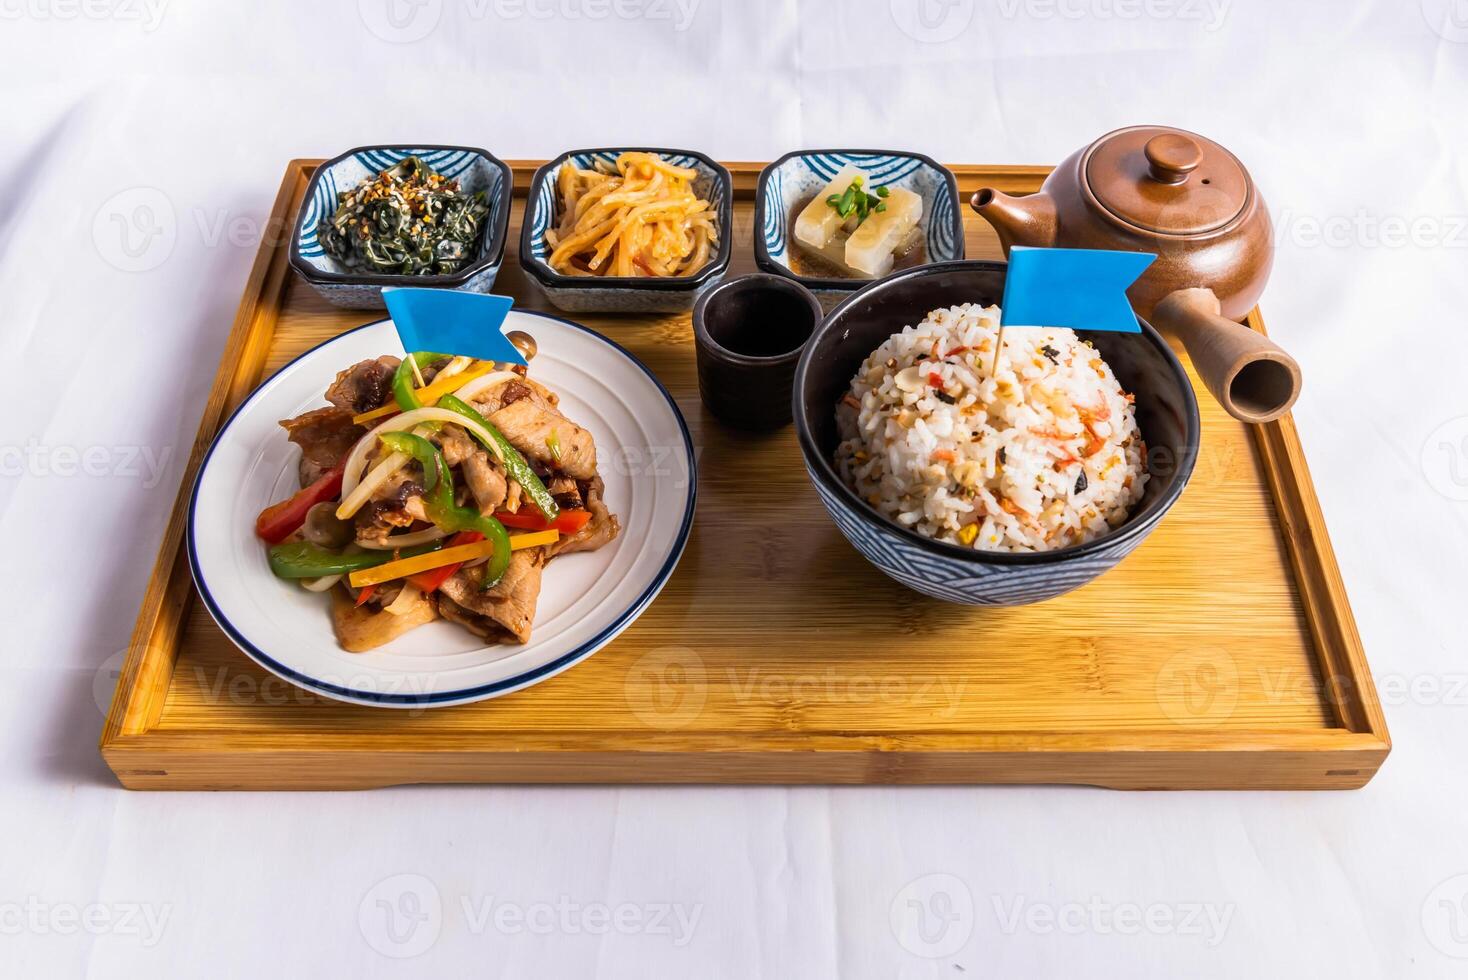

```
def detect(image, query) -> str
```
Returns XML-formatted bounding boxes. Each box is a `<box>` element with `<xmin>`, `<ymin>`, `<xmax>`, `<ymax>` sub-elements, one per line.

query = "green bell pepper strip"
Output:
<box><xmin>267</xmin><ymin>540</ymin><xmax>441</xmax><ymax>579</ymax></box>
<box><xmin>436</xmin><ymin>394</ymin><xmax>559</xmax><ymax>522</ymax></box>
<box><xmin>431</xmin><ymin>455</ymin><xmax>512</xmax><ymax>591</ymax></box>
<box><xmin>376</xmin><ymin>430</ymin><xmax>513</xmax><ymax>590</ymax></box>
<box><xmin>393</xmin><ymin>352</ymin><xmax>452</xmax><ymax>412</ymax></box>
<box><xmin>378</xmin><ymin>430</ymin><xmax>440</xmax><ymax>492</ymax></box>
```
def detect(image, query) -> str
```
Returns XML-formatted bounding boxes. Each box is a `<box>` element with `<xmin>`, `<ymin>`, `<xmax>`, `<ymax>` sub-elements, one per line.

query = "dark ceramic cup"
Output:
<box><xmin>694</xmin><ymin>273</ymin><xmax>822</xmax><ymax>431</ymax></box>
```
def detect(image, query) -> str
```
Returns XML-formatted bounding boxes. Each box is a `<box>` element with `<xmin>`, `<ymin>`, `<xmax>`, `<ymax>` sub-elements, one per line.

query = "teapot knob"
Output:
<box><xmin>1144</xmin><ymin>133</ymin><xmax>1204</xmax><ymax>185</ymax></box>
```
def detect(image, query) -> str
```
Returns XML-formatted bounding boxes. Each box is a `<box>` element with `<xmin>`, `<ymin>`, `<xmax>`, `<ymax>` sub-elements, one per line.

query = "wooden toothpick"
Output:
<box><xmin>991</xmin><ymin>323</ymin><xmax>1007</xmax><ymax>378</ymax></box>
<box><xmin>409</xmin><ymin>354</ymin><xmax>426</xmax><ymax>388</ymax></box>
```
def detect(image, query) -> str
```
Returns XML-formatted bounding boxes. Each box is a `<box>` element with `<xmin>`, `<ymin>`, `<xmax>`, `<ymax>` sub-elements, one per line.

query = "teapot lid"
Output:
<box><xmin>1084</xmin><ymin>126</ymin><xmax>1250</xmax><ymax>236</ymax></box>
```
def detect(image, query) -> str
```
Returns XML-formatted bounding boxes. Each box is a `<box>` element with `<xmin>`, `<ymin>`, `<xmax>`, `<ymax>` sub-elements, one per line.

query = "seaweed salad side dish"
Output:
<box><xmin>318</xmin><ymin>156</ymin><xmax>490</xmax><ymax>276</ymax></box>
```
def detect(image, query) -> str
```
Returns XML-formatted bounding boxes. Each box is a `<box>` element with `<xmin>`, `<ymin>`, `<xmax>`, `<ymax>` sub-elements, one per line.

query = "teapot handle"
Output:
<box><xmin>1150</xmin><ymin>288</ymin><xmax>1301</xmax><ymax>424</ymax></box>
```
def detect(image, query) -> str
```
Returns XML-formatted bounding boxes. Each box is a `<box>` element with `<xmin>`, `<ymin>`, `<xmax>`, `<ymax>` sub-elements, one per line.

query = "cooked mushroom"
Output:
<box><xmin>507</xmin><ymin>330</ymin><xmax>537</xmax><ymax>362</ymax></box>
<box><xmin>301</xmin><ymin>501</ymin><xmax>354</xmax><ymax>549</ymax></box>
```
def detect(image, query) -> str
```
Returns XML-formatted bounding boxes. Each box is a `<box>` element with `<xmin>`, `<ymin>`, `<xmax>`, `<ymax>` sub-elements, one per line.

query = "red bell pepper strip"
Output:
<box><xmin>354</xmin><ymin>584</ymin><xmax>378</xmax><ymax>607</ymax></box>
<box><xmin>255</xmin><ymin>462</ymin><xmax>346</xmax><ymax>544</ymax></box>
<box><xmin>406</xmin><ymin>531</ymin><xmax>484</xmax><ymax>594</ymax></box>
<box><xmin>492</xmin><ymin>508</ymin><xmax>591</xmax><ymax>535</ymax></box>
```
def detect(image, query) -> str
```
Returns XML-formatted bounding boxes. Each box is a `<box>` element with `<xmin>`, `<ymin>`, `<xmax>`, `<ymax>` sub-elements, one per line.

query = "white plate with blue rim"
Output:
<box><xmin>187</xmin><ymin>310</ymin><xmax>695</xmax><ymax>708</ymax></box>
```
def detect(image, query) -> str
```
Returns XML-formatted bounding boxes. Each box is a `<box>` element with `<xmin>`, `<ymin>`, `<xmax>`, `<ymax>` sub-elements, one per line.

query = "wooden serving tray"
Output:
<box><xmin>100</xmin><ymin>160</ymin><xmax>1389</xmax><ymax>790</ymax></box>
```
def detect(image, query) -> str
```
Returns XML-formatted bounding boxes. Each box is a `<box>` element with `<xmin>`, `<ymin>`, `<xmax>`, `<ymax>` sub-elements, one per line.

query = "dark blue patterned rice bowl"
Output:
<box><xmin>794</xmin><ymin>260</ymin><xmax>1200</xmax><ymax>606</ymax></box>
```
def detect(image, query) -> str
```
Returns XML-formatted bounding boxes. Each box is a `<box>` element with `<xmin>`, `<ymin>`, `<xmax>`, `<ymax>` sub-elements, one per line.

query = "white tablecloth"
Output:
<box><xmin>3</xmin><ymin>1</ymin><xmax>1465</xmax><ymax>975</ymax></box>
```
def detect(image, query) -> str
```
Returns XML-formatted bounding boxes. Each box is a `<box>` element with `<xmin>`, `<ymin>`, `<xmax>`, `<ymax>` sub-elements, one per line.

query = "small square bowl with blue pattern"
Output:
<box><xmin>755</xmin><ymin>150</ymin><xmax>965</xmax><ymax>300</ymax></box>
<box><xmin>290</xmin><ymin>145</ymin><xmax>513</xmax><ymax>310</ymax></box>
<box><xmin>519</xmin><ymin>148</ymin><xmax>733</xmax><ymax>314</ymax></box>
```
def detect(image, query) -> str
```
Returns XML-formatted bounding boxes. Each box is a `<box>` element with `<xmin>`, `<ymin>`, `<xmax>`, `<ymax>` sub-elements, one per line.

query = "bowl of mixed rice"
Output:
<box><xmin>793</xmin><ymin>260</ymin><xmax>1199</xmax><ymax>605</ymax></box>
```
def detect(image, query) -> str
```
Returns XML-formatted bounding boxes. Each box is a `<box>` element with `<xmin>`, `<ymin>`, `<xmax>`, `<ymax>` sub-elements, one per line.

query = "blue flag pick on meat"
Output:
<box><xmin>1000</xmin><ymin>246</ymin><xmax>1157</xmax><ymax>334</ymax></box>
<box><xmin>382</xmin><ymin>288</ymin><xmax>526</xmax><ymax>366</ymax></box>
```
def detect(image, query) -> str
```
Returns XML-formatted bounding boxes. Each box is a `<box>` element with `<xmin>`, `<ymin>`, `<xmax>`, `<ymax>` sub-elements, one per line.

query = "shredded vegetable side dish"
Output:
<box><xmin>257</xmin><ymin>334</ymin><xmax>621</xmax><ymax>652</ymax></box>
<box><xmin>545</xmin><ymin>151</ymin><xmax>718</xmax><ymax>278</ymax></box>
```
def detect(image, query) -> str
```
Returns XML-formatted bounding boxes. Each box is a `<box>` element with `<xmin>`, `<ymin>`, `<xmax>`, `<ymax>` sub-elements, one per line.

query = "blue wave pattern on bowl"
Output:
<box><xmin>761</xmin><ymin>153</ymin><xmax>962</xmax><ymax>284</ymax></box>
<box><xmin>525</xmin><ymin>151</ymin><xmax>722</xmax><ymax>264</ymax></box>
<box><xmin>806</xmin><ymin>464</ymin><xmax>1147</xmax><ymax>606</ymax></box>
<box><xmin>297</xmin><ymin>148</ymin><xmax>495</xmax><ymax>261</ymax></box>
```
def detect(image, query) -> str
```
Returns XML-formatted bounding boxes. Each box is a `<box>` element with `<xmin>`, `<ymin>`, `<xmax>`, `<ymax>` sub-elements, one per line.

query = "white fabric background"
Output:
<box><xmin>1</xmin><ymin>0</ymin><xmax>1465</xmax><ymax>976</ymax></box>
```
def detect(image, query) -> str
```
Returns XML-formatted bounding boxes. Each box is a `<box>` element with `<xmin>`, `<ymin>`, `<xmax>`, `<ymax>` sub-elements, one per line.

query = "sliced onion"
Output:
<box><xmin>336</xmin><ymin>449</ymin><xmax>409</xmax><ymax>520</ymax></box>
<box><xmin>342</xmin><ymin>407</ymin><xmax>509</xmax><ymax>500</ymax></box>
<box><xmin>384</xmin><ymin>582</ymin><xmax>424</xmax><ymax>616</ymax></box>
<box><xmin>356</xmin><ymin>525</ymin><xmax>448</xmax><ymax>551</ymax></box>
<box><xmin>299</xmin><ymin>573</ymin><xmax>343</xmax><ymax>593</ymax></box>
<box><xmin>336</xmin><ymin>406</ymin><xmax>511</xmax><ymax>519</ymax></box>
<box><xmin>433</xmin><ymin>356</ymin><xmax>473</xmax><ymax>384</ymax></box>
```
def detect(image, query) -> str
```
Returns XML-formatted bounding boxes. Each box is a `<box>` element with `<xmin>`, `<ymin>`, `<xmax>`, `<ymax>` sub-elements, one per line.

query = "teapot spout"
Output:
<box><xmin>970</xmin><ymin>188</ymin><xmax>1057</xmax><ymax>254</ymax></box>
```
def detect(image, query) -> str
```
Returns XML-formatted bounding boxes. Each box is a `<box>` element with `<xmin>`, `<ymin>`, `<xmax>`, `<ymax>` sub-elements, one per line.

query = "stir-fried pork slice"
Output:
<box><xmin>354</xmin><ymin>474</ymin><xmax>425</xmax><ymax>546</ymax></box>
<box><xmin>434</xmin><ymin>424</ymin><xmax>477</xmax><ymax>466</ymax></box>
<box><xmin>546</xmin><ymin>476</ymin><xmax>582</xmax><ymax>510</ymax></box>
<box><xmin>330</xmin><ymin>586</ymin><xmax>437</xmax><ymax>652</ymax></box>
<box><xmin>436</xmin><ymin>595</ymin><xmax>516</xmax><ymax>643</ymax></box>
<box><xmin>279</xmin><ymin>407</ymin><xmax>365</xmax><ymax>486</ymax></box>
<box><xmin>488</xmin><ymin>398</ymin><xmax>598</xmax><ymax>480</ymax></box>
<box><xmin>434</xmin><ymin>425</ymin><xmax>508</xmax><ymax>512</ymax></box>
<box><xmin>461</xmin><ymin>452</ymin><xmax>508</xmax><ymax>513</ymax></box>
<box><xmin>437</xmin><ymin>549</ymin><xmax>546</xmax><ymax>644</ymax></box>
<box><xmin>468</xmin><ymin>377</ymin><xmax>557</xmax><ymax>417</ymax></box>
<box><xmin>325</xmin><ymin>356</ymin><xmax>399</xmax><ymax>414</ymax></box>
<box><xmin>469</xmin><ymin>378</ymin><xmax>597</xmax><ymax>480</ymax></box>
<box><xmin>550</xmin><ymin>478</ymin><xmax>621</xmax><ymax>556</ymax></box>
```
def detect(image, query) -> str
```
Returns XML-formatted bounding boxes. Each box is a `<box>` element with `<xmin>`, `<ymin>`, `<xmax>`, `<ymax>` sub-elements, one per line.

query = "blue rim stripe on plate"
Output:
<box><xmin>186</xmin><ymin>310</ymin><xmax>697</xmax><ymax>706</ymax></box>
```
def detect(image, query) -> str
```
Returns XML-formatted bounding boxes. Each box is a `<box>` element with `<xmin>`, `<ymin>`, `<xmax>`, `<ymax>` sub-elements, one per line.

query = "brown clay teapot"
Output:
<box><xmin>972</xmin><ymin>125</ymin><xmax>1300</xmax><ymax>423</ymax></box>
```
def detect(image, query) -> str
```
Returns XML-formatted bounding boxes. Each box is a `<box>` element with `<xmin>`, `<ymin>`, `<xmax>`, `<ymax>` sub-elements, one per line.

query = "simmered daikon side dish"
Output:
<box><xmin>254</xmin><ymin>335</ymin><xmax>620</xmax><ymax>652</ymax></box>
<box><xmin>792</xmin><ymin>166</ymin><xmax>923</xmax><ymax>278</ymax></box>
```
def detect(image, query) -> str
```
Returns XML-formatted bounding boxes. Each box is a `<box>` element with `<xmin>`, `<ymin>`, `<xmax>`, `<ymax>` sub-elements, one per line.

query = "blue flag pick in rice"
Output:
<box><xmin>1000</xmin><ymin>246</ymin><xmax>1157</xmax><ymax>334</ymax></box>
<box><xmin>382</xmin><ymin>288</ymin><xmax>526</xmax><ymax>366</ymax></box>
